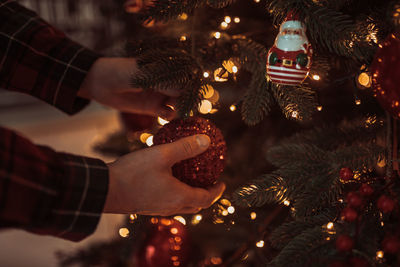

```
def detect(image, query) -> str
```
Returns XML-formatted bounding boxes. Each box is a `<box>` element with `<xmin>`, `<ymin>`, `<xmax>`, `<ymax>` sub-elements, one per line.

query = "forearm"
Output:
<box><xmin>0</xmin><ymin>0</ymin><xmax>100</xmax><ymax>114</ymax></box>
<box><xmin>0</xmin><ymin>126</ymin><xmax>109</xmax><ymax>241</ymax></box>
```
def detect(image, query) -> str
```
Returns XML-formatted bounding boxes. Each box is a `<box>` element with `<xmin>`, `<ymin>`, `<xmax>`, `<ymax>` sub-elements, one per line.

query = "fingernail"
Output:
<box><xmin>196</xmin><ymin>135</ymin><xmax>210</xmax><ymax>147</ymax></box>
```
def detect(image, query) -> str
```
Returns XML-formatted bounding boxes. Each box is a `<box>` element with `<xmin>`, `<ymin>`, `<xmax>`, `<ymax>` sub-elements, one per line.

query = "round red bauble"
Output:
<box><xmin>377</xmin><ymin>195</ymin><xmax>396</xmax><ymax>213</ymax></box>
<box><xmin>136</xmin><ymin>218</ymin><xmax>190</xmax><ymax>267</ymax></box>
<box><xmin>120</xmin><ymin>112</ymin><xmax>155</xmax><ymax>132</ymax></box>
<box><xmin>339</xmin><ymin>167</ymin><xmax>353</xmax><ymax>181</ymax></box>
<box><xmin>370</xmin><ymin>32</ymin><xmax>400</xmax><ymax>118</ymax></box>
<box><xmin>346</xmin><ymin>192</ymin><xmax>363</xmax><ymax>208</ymax></box>
<box><xmin>341</xmin><ymin>207</ymin><xmax>358</xmax><ymax>222</ymax></box>
<box><xmin>153</xmin><ymin>117</ymin><xmax>226</xmax><ymax>188</ymax></box>
<box><xmin>336</xmin><ymin>234</ymin><xmax>354</xmax><ymax>252</ymax></box>
<box><xmin>349</xmin><ymin>257</ymin><xmax>369</xmax><ymax>267</ymax></box>
<box><xmin>382</xmin><ymin>236</ymin><xmax>400</xmax><ymax>254</ymax></box>
<box><xmin>359</xmin><ymin>184</ymin><xmax>374</xmax><ymax>196</ymax></box>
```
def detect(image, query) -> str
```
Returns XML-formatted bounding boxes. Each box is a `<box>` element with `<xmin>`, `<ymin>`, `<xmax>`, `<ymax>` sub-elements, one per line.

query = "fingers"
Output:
<box><xmin>159</xmin><ymin>134</ymin><xmax>211</xmax><ymax>166</ymax></box>
<box><xmin>187</xmin><ymin>182</ymin><xmax>226</xmax><ymax>208</ymax></box>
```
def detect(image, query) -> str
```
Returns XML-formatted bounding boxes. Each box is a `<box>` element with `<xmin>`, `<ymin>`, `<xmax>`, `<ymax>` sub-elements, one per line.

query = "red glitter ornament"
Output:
<box><xmin>370</xmin><ymin>32</ymin><xmax>400</xmax><ymax>118</ymax></box>
<box><xmin>341</xmin><ymin>207</ymin><xmax>358</xmax><ymax>222</ymax></box>
<box><xmin>153</xmin><ymin>117</ymin><xmax>226</xmax><ymax>188</ymax></box>
<box><xmin>359</xmin><ymin>184</ymin><xmax>374</xmax><ymax>196</ymax></box>
<box><xmin>136</xmin><ymin>218</ymin><xmax>190</xmax><ymax>267</ymax></box>
<box><xmin>377</xmin><ymin>195</ymin><xmax>396</xmax><ymax>213</ymax></box>
<box><xmin>336</xmin><ymin>234</ymin><xmax>354</xmax><ymax>252</ymax></box>
<box><xmin>339</xmin><ymin>167</ymin><xmax>354</xmax><ymax>181</ymax></box>
<box><xmin>346</xmin><ymin>192</ymin><xmax>363</xmax><ymax>208</ymax></box>
<box><xmin>382</xmin><ymin>236</ymin><xmax>400</xmax><ymax>254</ymax></box>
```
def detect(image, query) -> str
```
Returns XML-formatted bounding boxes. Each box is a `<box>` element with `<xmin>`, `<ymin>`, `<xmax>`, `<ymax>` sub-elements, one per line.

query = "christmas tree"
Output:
<box><xmin>58</xmin><ymin>0</ymin><xmax>400</xmax><ymax>266</ymax></box>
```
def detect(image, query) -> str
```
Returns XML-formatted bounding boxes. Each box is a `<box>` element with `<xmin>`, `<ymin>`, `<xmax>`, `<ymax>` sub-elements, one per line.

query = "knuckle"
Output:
<box><xmin>182</xmin><ymin>141</ymin><xmax>195</xmax><ymax>157</ymax></box>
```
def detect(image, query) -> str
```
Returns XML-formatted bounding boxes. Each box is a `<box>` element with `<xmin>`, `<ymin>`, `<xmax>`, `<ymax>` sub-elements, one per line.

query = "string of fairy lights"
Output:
<box><xmin>118</xmin><ymin>1</ymin><xmax>383</xmax><ymax>261</ymax></box>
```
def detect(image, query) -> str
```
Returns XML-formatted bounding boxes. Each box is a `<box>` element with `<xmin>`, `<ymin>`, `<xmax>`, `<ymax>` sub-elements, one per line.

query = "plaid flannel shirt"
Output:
<box><xmin>0</xmin><ymin>0</ymin><xmax>109</xmax><ymax>242</ymax></box>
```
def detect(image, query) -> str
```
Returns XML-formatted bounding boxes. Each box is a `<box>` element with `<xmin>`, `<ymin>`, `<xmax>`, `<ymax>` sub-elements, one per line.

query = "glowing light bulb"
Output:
<box><xmin>355</xmin><ymin>99</ymin><xmax>362</xmax><ymax>105</ymax></box>
<box><xmin>232</xmin><ymin>66</ymin><xmax>238</xmax><ymax>73</ymax></box>
<box><xmin>180</xmin><ymin>35</ymin><xmax>187</xmax><ymax>41</ymax></box>
<box><xmin>130</xmin><ymin>214</ymin><xmax>138</xmax><ymax>221</ymax></box>
<box><xmin>376</xmin><ymin>250</ymin><xmax>384</xmax><ymax>259</ymax></box>
<box><xmin>230</xmin><ymin>105</ymin><xmax>236</xmax><ymax>112</ymax></box>
<box><xmin>256</xmin><ymin>240</ymin><xmax>264</xmax><ymax>247</ymax></box>
<box><xmin>317</xmin><ymin>105</ymin><xmax>323</xmax><ymax>111</ymax></box>
<box><xmin>170</xmin><ymin>227</ymin><xmax>179</xmax><ymax>234</ymax></box>
<box><xmin>179</xmin><ymin>13</ymin><xmax>188</xmax><ymax>20</ymax></box>
<box><xmin>254</xmin><ymin>0</ymin><xmax>260</xmax><ymax>3</ymax></box>
<box><xmin>224</xmin><ymin>16</ymin><xmax>231</xmax><ymax>23</ymax></box>
<box><xmin>312</xmin><ymin>74</ymin><xmax>321</xmax><ymax>81</ymax></box>
<box><xmin>140</xmin><ymin>133</ymin><xmax>152</xmax><ymax>144</ymax></box>
<box><xmin>214</xmin><ymin>32</ymin><xmax>221</xmax><ymax>39</ymax></box>
<box><xmin>199</xmin><ymin>99</ymin><xmax>213</xmax><ymax>114</ymax></box>
<box><xmin>145</xmin><ymin>135</ymin><xmax>154</xmax><ymax>146</ymax></box>
<box><xmin>157</xmin><ymin>117</ymin><xmax>169</xmax><ymax>126</ymax></box>
<box><xmin>203</xmin><ymin>72</ymin><xmax>210</xmax><ymax>78</ymax></box>
<box><xmin>234</xmin><ymin>17</ymin><xmax>240</xmax><ymax>23</ymax></box>
<box><xmin>357</xmin><ymin>72</ymin><xmax>371</xmax><ymax>88</ymax></box>
<box><xmin>326</xmin><ymin>222</ymin><xmax>334</xmax><ymax>230</ymax></box>
<box><xmin>283</xmin><ymin>200</ymin><xmax>290</xmax><ymax>206</ymax></box>
<box><xmin>192</xmin><ymin>214</ymin><xmax>202</xmax><ymax>225</ymax></box>
<box><xmin>119</xmin><ymin>228</ymin><xmax>130</xmax><ymax>238</ymax></box>
<box><xmin>174</xmin><ymin>216</ymin><xmax>186</xmax><ymax>225</ymax></box>
<box><xmin>227</xmin><ymin>206</ymin><xmax>235</xmax><ymax>214</ymax></box>
<box><xmin>222</xmin><ymin>210</ymin><xmax>229</xmax><ymax>216</ymax></box>
<box><xmin>221</xmin><ymin>21</ymin><xmax>228</xmax><ymax>28</ymax></box>
<box><xmin>291</xmin><ymin>111</ymin><xmax>299</xmax><ymax>118</ymax></box>
<box><xmin>250</xmin><ymin>212</ymin><xmax>257</xmax><ymax>220</ymax></box>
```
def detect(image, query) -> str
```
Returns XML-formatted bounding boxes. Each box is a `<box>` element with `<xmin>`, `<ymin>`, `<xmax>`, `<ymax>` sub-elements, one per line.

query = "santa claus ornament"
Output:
<box><xmin>266</xmin><ymin>12</ymin><xmax>313</xmax><ymax>85</ymax></box>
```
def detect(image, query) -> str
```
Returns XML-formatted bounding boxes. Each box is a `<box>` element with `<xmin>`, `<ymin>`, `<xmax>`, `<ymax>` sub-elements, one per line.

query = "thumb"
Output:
<box><xmin>161</xmin><ymin>134</ymin><xmax>210</xmax><ymax>165</ymax></box>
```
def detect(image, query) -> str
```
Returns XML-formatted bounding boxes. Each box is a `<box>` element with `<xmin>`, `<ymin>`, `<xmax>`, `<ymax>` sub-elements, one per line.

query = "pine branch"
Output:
<box><xmin>206</xmin><ymin>0</ymin><xmax>236</xmax><ymax>9</ymax></box>
<box><xmin>241</xmin><ymin>77</ymin><xmax>274</xmax><ymax>126</ymax></box>
<box><xmin>141</xmin><ymin>0</ymin><xmax>203</xmax><ymax>22</ymax></box>
<box><xmin>232</xmin><ymin>173</ymin><xmax>289</xmax><ymax>207</ymax></box>
<box><xmin>270</xmin><ymin>221</ymin><xmax>316</xmax><ymax>250</ymax></box>
<box><xmin>270</xmin><ymin>226</ymin><xmax>331</xmax><ymax>267</ymax></box>
<box><xmin>177</xmin><ymin>79</ymin><xmax>204</xmax><ymax>117</ymax></box>
<box><xmin>270</xmin><ymin>83</ymin><xmax>317</xmax><ymax>121</ymax></box>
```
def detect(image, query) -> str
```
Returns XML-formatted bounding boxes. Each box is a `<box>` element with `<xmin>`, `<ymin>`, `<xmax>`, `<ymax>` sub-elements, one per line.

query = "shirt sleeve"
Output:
<box><xmin>0</xmin><ymin>0</ymin><xmax>101</xmax><ymax>115</ymax></box>
<box><xmin>0</xmin><ymin>126</ymin><xmax>109</xmax><ymax>242</ymax></box>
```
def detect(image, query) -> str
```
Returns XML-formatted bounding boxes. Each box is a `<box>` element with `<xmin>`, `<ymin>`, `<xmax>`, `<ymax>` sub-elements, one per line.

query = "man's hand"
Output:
<box><xmin>103</xmin><ymin>134</ymin><xmax>226</xmax><ymax>216</ymax></box>
<box><xmin>78</xmin><ymin>57</ymin><xmax>177</xmax><ymax>120</ymax></box>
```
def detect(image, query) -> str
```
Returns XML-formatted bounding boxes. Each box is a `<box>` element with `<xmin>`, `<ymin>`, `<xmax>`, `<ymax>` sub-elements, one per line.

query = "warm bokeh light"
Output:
<box><xmin>227</xmin><ymin>206</ymin><xmax>235</xmax><ymax>214</ymax></box>
<box><xmin>221</xmin><ymin>21</ymin><xmax>228</xmax><ymax>28</ymax></box>
<box><xmin>140</xmin><ymin>133</ymin><xmax>152</xmax><ymax>143</ymax></box>
<box><xmin>234</xmin><ymin>17</ymin><xmax>240</xmax><ymax>23</ymax></box>
<box><xmin>210</xmin><ymin>257</ymin><xmax>223</xmax><ymax>265</ymax></box>
<box><xmin>230</xmin><ymin>105</ymin><xmax>237</xmax><ymax>112</ymax></box>
<box><xmin>232</xmin><ymin>65</ymin><xmax>238</xmax><ymax>73</ymax></box>
<box><xmin>119</xmin><ymin>228</ymin><xmax>130</xmax><ymax>238</ymax></box>
<box><xmin>376</xmin><ymin>250</ymin><xmax>384</xmax><ymax>259</ymax></box>
<box><xmin>256</xmin><ymin>240</ymin><xmax>265</xmax><ymax>247</ymax></box>
<box><xmin>326</xmin><ymin>222</ymin><xmax>334</xmax><ymax>230</ymax></box>
<box><xmin>180</xmin><ymin>35</ymin><xmax>187</xmax><ymax>41</ymax></box>
<box><xmin>312</xmin><ymin>74</ymin><xmax>321</xmax><ymax>80</ymax></box>
<box><xmin>224</xmin><ymin>16</ymin><xmax>231</xmax><ymax>23</ymax></box>
<box><xmin>214</xmin><ymin>67</ymin><xmax>229</xmax><ymax>82</ymax></box>
<box><xmin>179</xmin><ymin>13</ymin><xmax>188</xmax><ymax>20</ymax></box>
<box><xmin>357</xmin><ymin>72</ymin><xmax>372</xmax><ymax>88</ymax></box>
<box><xmin>130</xmin><ymin>214</ymin><xmax>138</xmax><ymax>221</ymax></box>
<box><xmin>317</xmin><ymin>105</ymin><xmax>323</xmax><ymax>111</ymax></box>
<box><xmin>145</xmin><ymin>135</ymin><xmax>154</xmax><ymax>146</ymax></box>
<box><xmin>220</xmin><ymin>199</ymin><xmax>232</xmax><ymax>206</ymax></box>
<box><xmin>192</xmin><ymin>214</ymin><xmax>203</xmax><ymax>225</ymax></box>
<box><xmin>222</xmin><ymin>210</ymin><xmax>229</xmax><ymax>216</ymax></box>
<box><xmin>203</xmin><ymin>71</ymin><xmax>210</xmax><ymax>78</ymax></box>
<box><xmin>355</xmin><ymin>99</ymin><xmax>362</xmax><ymax>105</ymax></box>
<box><xmin>283</xmin><ymin>200</ymin><xmax>291</xmax><ymax>206</ymax></box>
<box><xmin>214</xmin><ymin>31</ymin><xmax>221</xmax><ymax>39</ymax></box>
<box><xmin>173</xmin><ymin>216</ymin><xmax>187</xmax><ymax>225</ymax></box>
<box><xmin>202</xmin><ymin>84</ymin><xmax>215</xmax><ymax>98</ymax></box>
<box><xmin>250</xmin><ymin>212</ymin><xmax>257</xmax><ymax>220</ymax></box>
<box><xmin>157</xmin><ymin>117</ymin><xmax>169</xmax><ymax>126</ymax></box>
<box><xmin>170</xmin><ymin>227</ymin><xmax>179</xmax><ymax>234</ymax></box>
<box><xmin>199</xmin><ymin>99</ymin><xmax>213</xmax><ymax>114</ymax></box>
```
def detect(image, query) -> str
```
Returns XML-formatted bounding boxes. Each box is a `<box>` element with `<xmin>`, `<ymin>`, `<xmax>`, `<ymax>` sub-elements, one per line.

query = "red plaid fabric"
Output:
<box><xmin>0</xmin><ymin>0</ymin><xmax>109</xmax><ymax>241</ymax></box>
